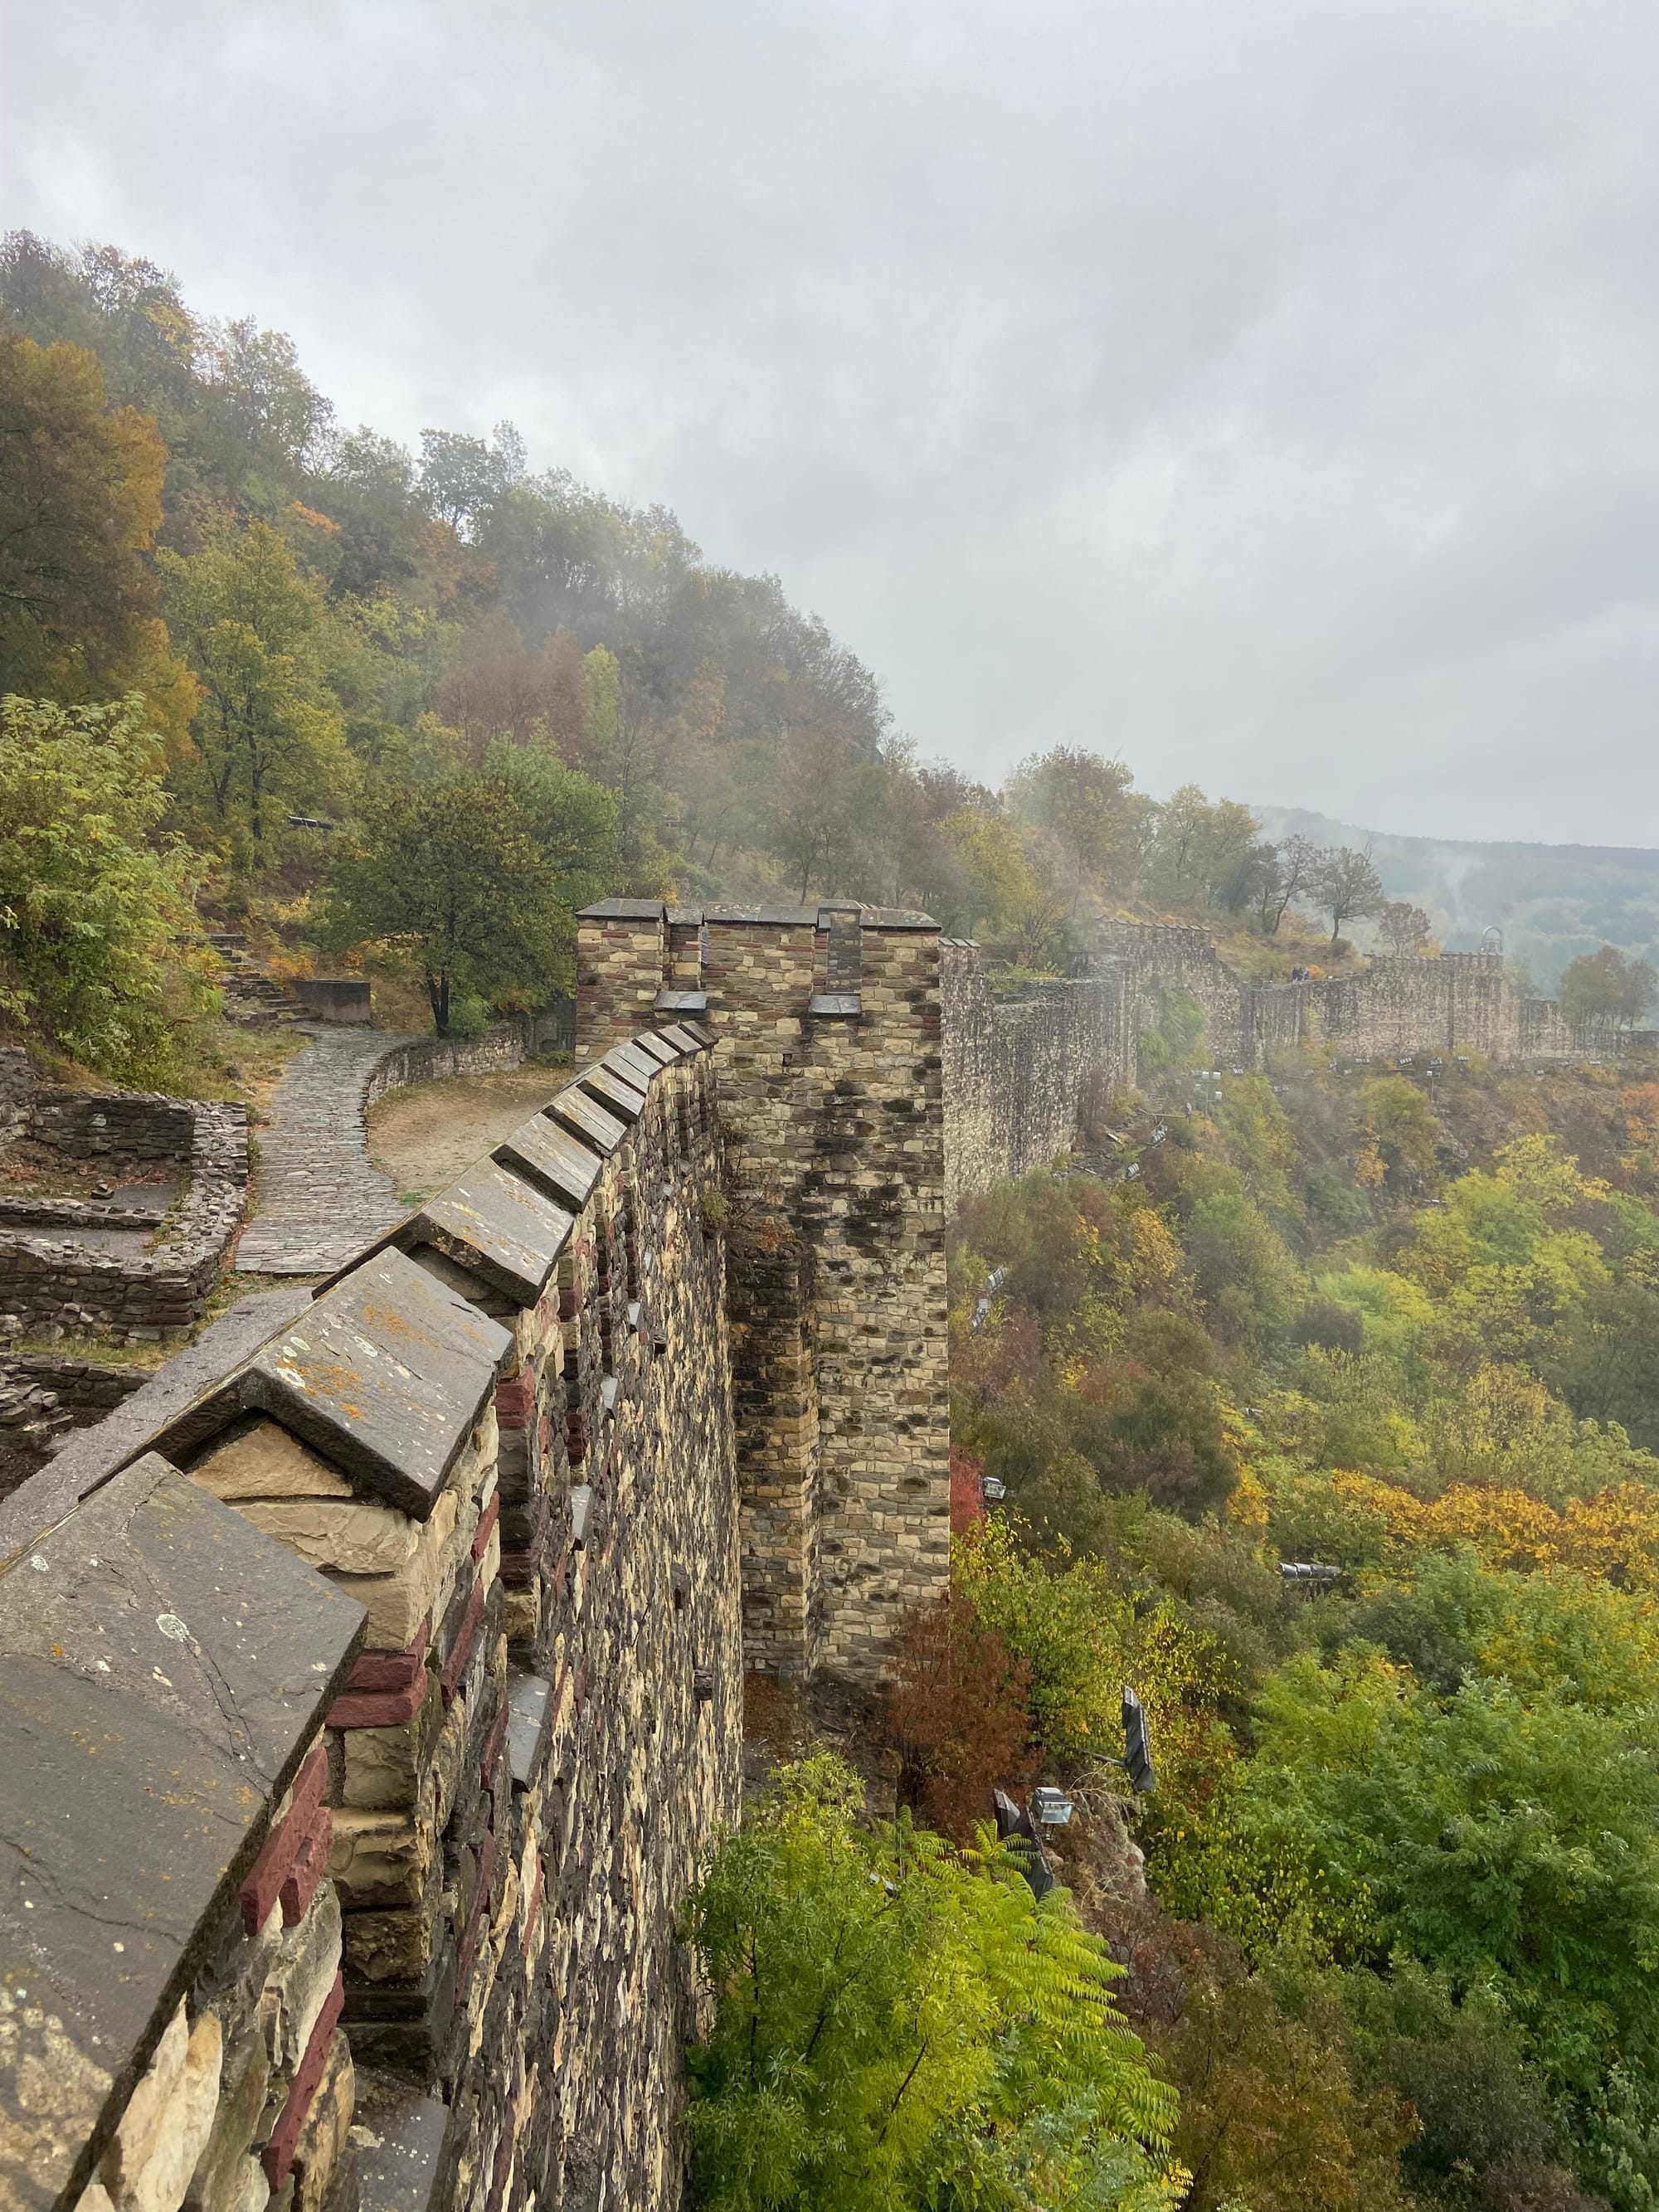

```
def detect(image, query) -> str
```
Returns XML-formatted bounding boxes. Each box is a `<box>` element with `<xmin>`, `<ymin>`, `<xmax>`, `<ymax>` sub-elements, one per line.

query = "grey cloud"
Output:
<box><xmin>7</xmin><ymin>0</ymin><xmax>1659</xmax><ymax>839</ymax></box>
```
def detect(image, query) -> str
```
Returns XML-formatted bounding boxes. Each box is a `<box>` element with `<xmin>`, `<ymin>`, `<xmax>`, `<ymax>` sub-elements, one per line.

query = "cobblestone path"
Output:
<box><xmin>236</xmin><ymin>1027</ymin><xmax>420</xmax><ymax>1275</ymax></box>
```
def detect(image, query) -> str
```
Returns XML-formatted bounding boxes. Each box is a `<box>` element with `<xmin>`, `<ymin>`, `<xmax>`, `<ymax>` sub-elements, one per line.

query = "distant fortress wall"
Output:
<box><xmin>941</xmin><ymin>923</ymin><xmax>1613</xmax><ymax>1214</ymax></box>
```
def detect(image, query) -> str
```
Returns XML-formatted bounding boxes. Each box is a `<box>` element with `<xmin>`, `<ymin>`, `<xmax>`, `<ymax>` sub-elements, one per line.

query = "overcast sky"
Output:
<box><xmin>8</xmin><ymin>0</ymin><xmax>1659</xmax><ymax>843</ymax></box>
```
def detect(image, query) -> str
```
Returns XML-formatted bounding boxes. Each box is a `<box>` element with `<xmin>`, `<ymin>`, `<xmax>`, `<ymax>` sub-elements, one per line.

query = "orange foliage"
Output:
<box><xmin>878</xmin><ymin>1592</ymin><xmax>1038</xmax><ymax>1843</ymax></box>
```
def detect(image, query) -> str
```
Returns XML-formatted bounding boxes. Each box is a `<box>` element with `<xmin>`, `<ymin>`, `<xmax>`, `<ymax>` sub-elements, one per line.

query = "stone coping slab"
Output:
<box><xmin>0</xmin><ymin>1289</ymin><xmax>314</xmax><ymax>1568</ymax></box>
<box><xmin>702</xmin><ymin>905</ymin><xmax>820</xmax><ymax>928</ymax></box>
<box><xmin>578</xmin><ymin>1067</ymin><xmax>645</xmax><ymax>1122</ymax></box>
<box><xmin>576</xmin><ymin>898</ymin><xmax>667</xmax><ymax>922</ymax></box>
<box><xmin>0</xmin><ymin>1452</ymin><xmax>364</xmax><ymax>2212</ymax></box>
<box><xmin>604</xmin><ymin>1042</ymin><xmax>663</xmax><ymax>1091</ymax></box>
<box><xmin>629</xmin><ymin>1033</ymin><xmax>679</xmax><ymax>1065</ymax></box>
<box><xmin>404</xmin><ymin>1159</ymin><xmax>575</xmax><ymax>1308</ymax></box>
<box><xmin>547</xmin><ymin>1085</ymin><xmax>625</xmax><ymax>1157</ymax></box>
<box><xmin>492</xmin><ymin>1115</ymin><xmax>601</xmax><ymax>1212</ymax></box>
<box><xmin>146</xmin><ymin>1248</ymin><xmax>511</xmax><ymax>1519</ymax></box>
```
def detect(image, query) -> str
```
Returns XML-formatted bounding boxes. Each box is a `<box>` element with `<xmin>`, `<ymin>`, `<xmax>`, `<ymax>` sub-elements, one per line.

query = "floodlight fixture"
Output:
<box><xmin>1278</xmin><ymin>1561</ymin><xmax>1341</xmax><ymax>1584</ymax></box>
<box><xmin>1031</xmin><ymin>1785</ymin><xmax>1073</xmax><ymax>1826</ymax></box>
<box><xmin>1121</xmin><ymin>1686</ymin><xmax>1155</xmax><ymax>1795</ymax></box>
<box><xmin>991</xmin><ymin>1787</ymin><xmax>1057</xmax><ymax>1899</ymax></box>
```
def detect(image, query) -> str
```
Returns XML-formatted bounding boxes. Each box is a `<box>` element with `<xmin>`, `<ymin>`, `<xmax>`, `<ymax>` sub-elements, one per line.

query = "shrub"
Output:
<box><xmin>0</xmin><ymin>693</ymin><xmax>209</xmax><ymax>1079</ymax></box>
<box><xmin>681</xmin><ymin>1756</ymin><xmax>1182</xmax><ymax>2210</ymax></box>
<box><xmin>878</xmin><ymin>1592</ymin><xmax>1037</xmax><ymax>1841</ymax></box>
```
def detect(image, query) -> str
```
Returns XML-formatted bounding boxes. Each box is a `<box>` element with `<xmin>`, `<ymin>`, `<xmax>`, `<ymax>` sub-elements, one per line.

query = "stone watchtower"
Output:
<box><xmin>577</xmin><ymin>900</ymin><xmax>951</xmax><ymax>1678</ymax></box>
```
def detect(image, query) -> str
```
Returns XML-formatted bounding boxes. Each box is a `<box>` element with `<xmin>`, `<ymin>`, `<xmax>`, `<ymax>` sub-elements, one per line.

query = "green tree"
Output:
<box><xmin>1559</xmin><ymin>946</ymin><xmax>1657</xmax><ymax>1036</ymax></box>
<box><xmin>0</xmin><ymin>331</ymin><xmax>192</xmax><ymax>733</ymax></box>
<box><xmin>320</xmin><ymin>768</ymin><xmax>611</xmax><ymax>1034</ymax></box>
<box><xmin>160</xmin><ymin>518</ymin><xmax>353</xmax><ymax>868</ymax></box>
<box><xmin>1311</xmin><ymin>845</ymin><xmax>1384</xmax><ymax>950</ymax></box>
<box><xmin>0</xmin><ymin>696</ymin><xmax>208</xmax><ymax>1078</ymax></box>
<box><xmin>1146</xmin><ymin>789</ymin><xmax>1265</xmax><ymax>917</ymax></box>
<box><xmin>1216</xmin><ymin>1649</ymin><xmax>1659</xmax><ymax>2108</ymax></box>
<box><xmin>682</xmin><ymin>1756</ymin><xmax>1180</xmax><ymax>2212</ymax></box>
<box><xmin>1260</xmin><ymin>833</ymin><xmax>1321</xmax><ymax>936</ymax></box>
<box><xmin>1541</xmin><ymin>1278</ymin><xmax>1659</xmax><ymax>1452</ymax></box>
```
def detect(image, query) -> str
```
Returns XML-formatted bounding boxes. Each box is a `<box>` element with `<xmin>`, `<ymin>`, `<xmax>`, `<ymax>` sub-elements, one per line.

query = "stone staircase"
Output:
<box><xmin>202</xmin><ymin>932</ymin><xmax>310</xmax><ymax>1025</ymax></box>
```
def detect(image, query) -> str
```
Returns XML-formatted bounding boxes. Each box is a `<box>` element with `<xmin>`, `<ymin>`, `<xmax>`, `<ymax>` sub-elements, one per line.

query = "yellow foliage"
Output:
<box><xmin>1329</xmin><ymin>1469</ymin><xmax>1659</xmax><ymax>1586</ymax></box>
<box><xmin>1353</xmin><ymin>1137</ymin><xmax>1385</xmax><ymax>1190</ymax></box>
<box><xmin>1492</xmin><ymin>1130</ymin><xmax>1608</xmax><ymax>1212</ymax></box>
<box><xmin>1128</xmin><ymin>1205</ymin><xmax>1183</xmax><ymax>1293</ymax></box>
<box><xmin>1228</xmin><ymin>1465</ymin><xmax>1271</xmax><ymax>1529</ymax></box>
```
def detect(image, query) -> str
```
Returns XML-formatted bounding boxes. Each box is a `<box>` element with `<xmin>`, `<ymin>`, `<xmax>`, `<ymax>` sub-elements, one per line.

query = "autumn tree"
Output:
<box><xmin>1007</xmin><ymin>746</ymin><xmax>1145</xmax><ymax>920</ymax></box>
<box><xmin>878</xmin><ymin>1592</ymin><xmax>1038</xmax><ymax>1840</ymax></box>
<box><xmin>0</xmin><ymin>696</ymin><xmax>208</xmax><ymax>1078</ymax></box>
<box><xmin>0</xmin><ymin>332</ymin><xmax>191</xmax><ymax>731</ymax></box>
<box><xmin>1377</xmin><ymin>901</ymin><xmax>1433</xmax><ymax>959</ymax></box>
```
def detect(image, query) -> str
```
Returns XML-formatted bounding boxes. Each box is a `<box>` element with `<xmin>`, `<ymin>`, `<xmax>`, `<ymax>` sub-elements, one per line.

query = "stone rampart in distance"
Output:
<box><xmin>939</xmin><ymin>941</ymin><xmax>1131</xmax><ymax>1201</ymax></box>
<box><xmin>0</xmin><ymin>1020</ymin><xmax>740</xmax><ymax>2212</ymax></box>
<box><xmin>577</xmin><ymin>902</ymin><xmax>951</xmax><ymax>1684</ymax></box>
<box><xmin>943</xmin><ymin>921</ymin><xmax>1598</xmax><ymax>1212</ymax></box>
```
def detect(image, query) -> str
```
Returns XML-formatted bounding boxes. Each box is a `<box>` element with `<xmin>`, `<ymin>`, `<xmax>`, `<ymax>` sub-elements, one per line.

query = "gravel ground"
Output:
<box><xmin>366</xmin><ymin>1061</ymin><xmax>572</xmax><ymax>1203</ymax></box>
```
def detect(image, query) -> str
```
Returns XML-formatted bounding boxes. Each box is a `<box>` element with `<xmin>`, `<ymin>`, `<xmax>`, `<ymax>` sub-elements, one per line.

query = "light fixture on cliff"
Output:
<box><xmin>1278</xmin><ymin>1561</ymin><xmax>1341</xmax><ymax>1586</ymax></box>
<box><xmin>1121</xmin><ymin>1687</ymin><xmax>1155</xmax><ymax>1795</ymax></box>
<box><xmin>992</xmin><ymin>1787</ymin><xmax>1057</xmax><ymax>1899</ymax></box>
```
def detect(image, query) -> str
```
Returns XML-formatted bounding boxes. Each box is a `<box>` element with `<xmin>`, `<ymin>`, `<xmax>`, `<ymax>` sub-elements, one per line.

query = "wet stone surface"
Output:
<box><xmin>0</xmin><ymin>1452</ymin><xmax>363</xmax><ymax>2211</ymax></box>
<box><xmin>238</xmin><ymin>1028</ymin><xmax>421</xmax><ymax>1276</ymax></box>
<box><xmin>152</xmin><ymin>1247</ymin><xmax>512</xmax><ymax>1519</ymax></box>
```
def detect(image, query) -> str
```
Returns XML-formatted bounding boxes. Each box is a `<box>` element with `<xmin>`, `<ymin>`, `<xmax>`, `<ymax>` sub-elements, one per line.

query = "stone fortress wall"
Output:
<box><xmin>575</xmin><ymin>902</ymin><xmax>951</xmax><ymax>1685</ymax></box>
<box><xmin>0</xmin><ymin>1020</ymin><xmax>741</xmax><ymax>2212</ymax></box>
<box><xmin>0</xmin><ymin>902</ymin><xmax>1615</xmax><ymax>2212</ymax></box>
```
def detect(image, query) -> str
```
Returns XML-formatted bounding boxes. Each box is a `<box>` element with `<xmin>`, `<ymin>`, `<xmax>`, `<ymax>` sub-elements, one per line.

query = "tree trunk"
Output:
<box><xmin>429</xmin><ymin>971</ymin><xmax>450</xmax><ymax>1038</ymax></box>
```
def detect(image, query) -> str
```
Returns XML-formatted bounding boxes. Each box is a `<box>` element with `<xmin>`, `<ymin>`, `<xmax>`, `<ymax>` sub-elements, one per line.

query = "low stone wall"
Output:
<box><xmin>0</xmin><ymin>1089</ymin><xmax>248</xmax><ymax>1343</ymax></box>
<box><xmin>0</xmin><ymin>1351</ymin><xmax>148</xmax><ymax>1451</ymax></box>
<box><xmin>27</xmin><ymin>1090</ymin><xmax>198</xmax><ymax>1163</ymax></box>
<box><xmin>0</xmin><ymin>1017</ymin><xmax>740</xmax><ymax>2212</ymax></box>
<box><xmin>360</xmin><ymin>1004</ymin><xmax>575</xmax><ymax>1116</ymax></box>
<box><xmin>293</xmin><ymin>978</ymin><xmax>372</xmax><ymax>1023</ymax></box>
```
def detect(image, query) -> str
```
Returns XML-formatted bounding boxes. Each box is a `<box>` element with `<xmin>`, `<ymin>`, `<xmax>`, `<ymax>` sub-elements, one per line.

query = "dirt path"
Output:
<box><xmin>367</xmin><ymin>1062</ymin><xmax>571</xmax><ymax>1203</ymax></box>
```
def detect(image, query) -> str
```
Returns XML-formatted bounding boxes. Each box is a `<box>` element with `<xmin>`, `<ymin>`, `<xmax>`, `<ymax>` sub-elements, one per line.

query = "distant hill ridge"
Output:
<box><xmin>1253</xmin><ymin>805</ymin><xmax>1659</xmax><ymax>994</ymax></box>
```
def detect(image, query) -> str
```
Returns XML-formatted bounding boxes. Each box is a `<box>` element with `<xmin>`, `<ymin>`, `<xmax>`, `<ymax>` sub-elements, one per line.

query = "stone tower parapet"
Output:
<box><xmin>577</xmin><ymin>901</ymin><xmax>951</xmax><ymax>1680</ymax></box>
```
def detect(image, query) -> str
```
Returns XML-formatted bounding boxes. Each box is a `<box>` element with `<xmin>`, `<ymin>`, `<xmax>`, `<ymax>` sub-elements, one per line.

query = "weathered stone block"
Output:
<box><xmin>189</xmin><ymin>1422</ymin><xmax>354</xmax><ymax>1503</ymax></box>
<box><xmin>260</xmin><ymin>1887</ymin><xmax>343</xmax><ymax>2075</ymax></box>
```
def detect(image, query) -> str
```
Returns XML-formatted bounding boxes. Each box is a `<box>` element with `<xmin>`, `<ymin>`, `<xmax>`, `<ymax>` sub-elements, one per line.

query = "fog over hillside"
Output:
<box><xmin>1256</xmin><ymin>805</ymin><xmax>1659</xmax><ymax>993</ymax></box>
